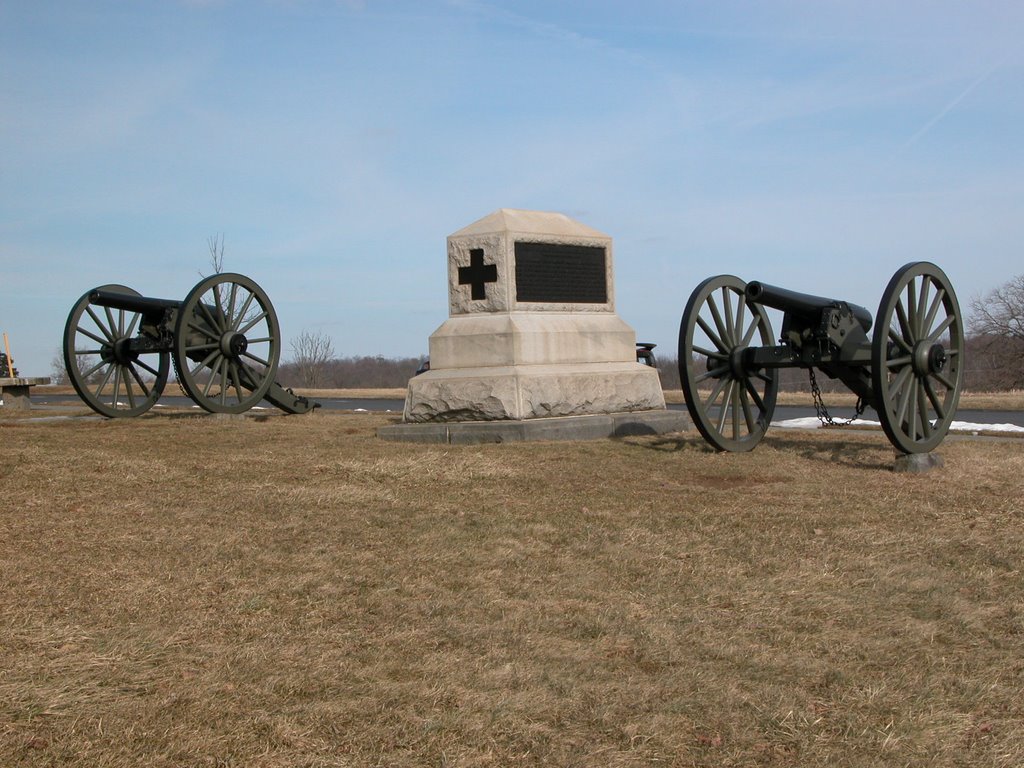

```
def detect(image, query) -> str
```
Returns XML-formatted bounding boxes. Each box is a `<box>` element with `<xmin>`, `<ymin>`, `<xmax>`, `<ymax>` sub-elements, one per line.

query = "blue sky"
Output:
<box><xmin>2</xmin><ymin>1</ymin><xmax>1022</xmax><ymax>378</ymax></box>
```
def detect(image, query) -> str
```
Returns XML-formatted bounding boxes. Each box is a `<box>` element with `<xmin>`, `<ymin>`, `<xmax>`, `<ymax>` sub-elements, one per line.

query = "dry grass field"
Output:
<box><xmin>1</xmin><ymin>411</ymin><xmax>1022</xmax><ymax>766</ymax></box>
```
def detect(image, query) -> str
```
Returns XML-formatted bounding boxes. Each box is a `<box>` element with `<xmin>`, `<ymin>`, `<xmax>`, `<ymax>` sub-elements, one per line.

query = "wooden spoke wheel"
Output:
<box><xmin>173</xmin><ymin>273</ymin><xmax>280</xmax><ymax>414</ymax></box>
<box><xmin>872</xmin><ymin>262</ymin><xmax>964</xmax><ymax>454</ymax></box>
<box><xmin>679</xmin><ymin>275</ymin><xmax>779</xmax><ymax>452</ymax></box>
<box><xmin>63</xmin><ymin>284</ymin><xmax>169</xmax><ymax>418</ymax></box>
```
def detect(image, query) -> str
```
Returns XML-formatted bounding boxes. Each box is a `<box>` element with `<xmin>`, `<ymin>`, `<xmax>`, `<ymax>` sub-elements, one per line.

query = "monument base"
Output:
<box><xmin>403</xmin><ymin>362</ymin><xmax>665</xmax><ymax>422</ymax></box>
<box><xmin>378</xmin><ymin>409</ymin><xmax>689</xmax><ymax>445</ymax></box>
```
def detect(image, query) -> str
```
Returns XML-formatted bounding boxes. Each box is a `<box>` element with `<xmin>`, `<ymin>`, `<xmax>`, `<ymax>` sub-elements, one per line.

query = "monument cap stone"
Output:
<box><xmin>447</xmin><ymin>208</ymin><xmax>614</xmax><ymax>316</ymax></box>
<box><xmin>402</xmin><ymin>208</ymin><xmax>667</xmax><ymax>424</ymax></box>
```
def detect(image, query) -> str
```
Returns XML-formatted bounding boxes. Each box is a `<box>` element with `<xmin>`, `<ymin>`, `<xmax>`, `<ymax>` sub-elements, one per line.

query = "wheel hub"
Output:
<box><xmin>729</xmin><ymin>347</ymin><xmax>748</xmax><ymax>379</ymax></box>
<box><xmin>220</xmin><ymin>331</ymin><xmax>248</xmax><ymax>358</ymax></box>
<box><xmin>110</xmin><ymin>337</ymin><xmax>135</xmax><ymax>365</ymax></box>
<box><xmin>927</xmin><ymin>344</ymin><xmax>947</xmax><ymax>374</ymax></box>
<box><xmin>912</xmin><ymin>341</ymin><xmax>946</xmax><ymax>376</ymax></box>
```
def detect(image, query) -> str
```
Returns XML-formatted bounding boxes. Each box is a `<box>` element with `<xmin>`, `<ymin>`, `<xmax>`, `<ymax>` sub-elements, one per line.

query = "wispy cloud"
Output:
<box><xmin>901</xmin><ymin>66</ymin><xmax>999</xmax><ymax>150</ymax></box>
<box><xmin>446</xmin><ymin>0</ymin><xmax>648</xmax><ymax>64</ymax></box>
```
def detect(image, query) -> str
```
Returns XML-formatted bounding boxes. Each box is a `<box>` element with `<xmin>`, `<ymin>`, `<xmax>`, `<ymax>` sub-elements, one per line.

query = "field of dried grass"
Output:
<box><xmin>1</xmin><ymin>411</ymin><xmax>1022</xmax><ymax>766</ymax></box>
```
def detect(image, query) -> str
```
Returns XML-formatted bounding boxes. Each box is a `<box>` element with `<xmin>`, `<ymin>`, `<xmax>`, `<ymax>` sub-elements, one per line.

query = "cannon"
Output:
<box><xmin>63</xmin><ymin>273</ymin><xmax>317</xmax><ymax>417</ymax></box>
<box><xmin>678</xmin><ymin>262</ymin><xmax>964</xmax><ymax>454</ymax></box>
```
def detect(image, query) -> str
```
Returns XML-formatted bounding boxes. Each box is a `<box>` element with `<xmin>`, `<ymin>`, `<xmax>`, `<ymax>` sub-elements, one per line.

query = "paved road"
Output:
<box><xmin>32</xmin><ymin>393</ymin><xmax>1024</xmax><ymax>427</ymax></box>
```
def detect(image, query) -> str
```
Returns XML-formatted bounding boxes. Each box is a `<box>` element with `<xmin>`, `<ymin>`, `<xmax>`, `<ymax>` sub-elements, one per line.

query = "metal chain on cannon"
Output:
<box><xmin>808</xmin><ymin>368</ymin><xmax>866</xmax><ymax>426</ymax></box>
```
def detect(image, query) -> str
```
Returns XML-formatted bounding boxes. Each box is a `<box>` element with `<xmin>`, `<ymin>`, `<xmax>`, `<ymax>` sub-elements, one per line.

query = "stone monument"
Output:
<box><xmin>380</xmin><ymin>209</ymin><xmax>687</xmax><ymax>443</ymax></box>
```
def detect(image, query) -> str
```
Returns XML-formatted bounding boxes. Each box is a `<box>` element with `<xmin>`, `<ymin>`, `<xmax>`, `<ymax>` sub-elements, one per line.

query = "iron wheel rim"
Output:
<box><xmin>679</xmin><ymin>274</ymin><xmax>779</xmax><ymax>452</ymax></box>
<box><xmin>872</xmin><ymin>261</ymin><xmax>963</xmax><ymax>454</ymax></box>
<box><xmin>62</xmin><ymin>284</ymin><xmax>169</xmax><ymax>418</ymax></box>
<box><xmin>173</xmin><ymin>273</ymin><xmax>280</xmax><ymax>414</ymax></box>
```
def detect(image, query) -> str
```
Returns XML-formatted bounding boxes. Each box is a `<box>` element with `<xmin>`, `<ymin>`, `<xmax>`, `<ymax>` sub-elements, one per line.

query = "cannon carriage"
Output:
<box><xmin>63</xmin><ymin>273</ymin><xmax>316</xmax><ymax>417</ymax></box>
<box><xmin>678</xmin><ymin>262</ymin><xmax>964</xmax><ymax>454</ymax></box>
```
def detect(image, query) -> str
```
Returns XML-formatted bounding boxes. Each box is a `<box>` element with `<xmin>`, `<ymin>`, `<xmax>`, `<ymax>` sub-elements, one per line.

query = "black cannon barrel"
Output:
<box><xmin>745</xmin><ymin>281</ymin><xmax>873</xmax><ymax>333</ymax></box>
<box><xmin>88</xmin><ymin>289</ymin><xmax>181</xmax><ymax>315</ymax></box>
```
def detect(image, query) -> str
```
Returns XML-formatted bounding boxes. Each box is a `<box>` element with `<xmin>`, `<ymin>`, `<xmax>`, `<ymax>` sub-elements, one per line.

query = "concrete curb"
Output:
<box><xmin>376</xmin><ymin>409</ymin><xmax>691</xmax><ymax>445</ymax></box>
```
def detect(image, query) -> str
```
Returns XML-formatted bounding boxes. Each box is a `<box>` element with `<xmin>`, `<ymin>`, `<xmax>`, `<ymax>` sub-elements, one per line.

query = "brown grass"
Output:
<box><xmin>1</xmin><ymin>413</ymin><xmax>1022</xmax><ymax>766</ymax></box>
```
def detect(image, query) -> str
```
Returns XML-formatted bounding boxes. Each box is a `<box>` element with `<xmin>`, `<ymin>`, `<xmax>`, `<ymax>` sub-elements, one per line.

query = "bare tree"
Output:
<box><xmin>50</xmin><ymin>350</ymin><xmax>68</xmax><ymax>384</ymax></box>
<box><xmin>971</xmin><ymin>274</ymin><xmax>1024</xmax><ymax>340</ymax></box>
<box><xmin>969</xmin><ymin>274</ymin><xmax>1024</xmax><ymax>389</ymax></box>
<box><xmin>276</xmin><ymin>355</ymin><xmax>423</xmax><ymax>389</ymax></box>
<box><xmin>51</xmin><ymin>346</ymin><xmax>97</xmax><ymax>385</ymax></box>
<box><xmin>202</xmin><ymin>234</ymin><xmax>225</xmax><ymax>276</ymax></box>
<box><xmin>289</xmin><ymin>330</ymin><xmax>335</xmax><ymax>389</ymax></box>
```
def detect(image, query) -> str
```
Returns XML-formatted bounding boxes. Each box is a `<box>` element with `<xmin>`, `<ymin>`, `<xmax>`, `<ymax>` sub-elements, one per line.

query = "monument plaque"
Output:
<box><xmin>400</xmin><ymin>208</ymin><xmax>667</xmax><ymax>424</ymax></box>
<box><xmin>514</xmin><ymin>242</ymin><xmax>607</xmax><ymax>303</ymax></box>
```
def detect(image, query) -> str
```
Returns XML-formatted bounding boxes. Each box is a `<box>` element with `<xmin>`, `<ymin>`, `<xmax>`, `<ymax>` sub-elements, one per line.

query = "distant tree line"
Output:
<box><xmin>655</xmin><ymin>355</ymin><xmax>860</xmax><ymax>394</ymax></box>
<box><xmin>274</xmin><ymin>326</ymin><xmax>1021</xmax><ymax>394</ymax></box>
<box><xmin>961</xmin><ymin>335</ymin><xmax>1024</xmax><ymax>391</ymax></box>
<box><xmin>276</xmin><ymin>354</ymin><xmax>425</xmax><ymax>389</ymax></box>
<box><xmin>49</xmin><ymin>343</ymin><xmax>1021</xmax><ymax>393</ymax></box>
<box><xmin>660</xmin><ymin>341</ymin><xmax>1022</xmax><ymax>394</ymax></box>
<box><xmin>967</xmin><ymin>273</ymin><xmax>1024</xmax><ymax>390</ymax></box>
<box><xmin>49</xmin><ymin>341</ymin><xmax>1020</xmax><ymax>393</ymax></box>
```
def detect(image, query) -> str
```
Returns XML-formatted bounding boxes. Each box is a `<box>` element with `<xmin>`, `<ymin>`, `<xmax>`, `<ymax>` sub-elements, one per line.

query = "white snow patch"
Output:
<box><xmin>772</xmin><ymin>417</ymin><xmax>1024</xmax><ymax>434</ymax></box>
<box><xmin>948</xmin><ymin>421</ymin><xmax>1024</xmax><ymax>434</ymax></box>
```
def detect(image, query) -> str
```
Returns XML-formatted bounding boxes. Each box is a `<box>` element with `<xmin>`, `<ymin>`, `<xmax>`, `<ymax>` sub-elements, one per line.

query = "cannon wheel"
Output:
<box><xmin>63</xmin><ymin>284</ymin><xmax>169</xmax><ymax>418</ymax></box>
<box><xmin>679</xmin><ymin>275</ymin><xmax>779</xmax><ymax>452</ymax></box>
<box><xmin>872</xmin><ymin>262</ymin><xmax>964</xmax><ymax>454</ymax></box>
<box><xmin>173</xmin><ymin>273</ymin><xmax>280</xmax><ymax>414</ymax></box>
